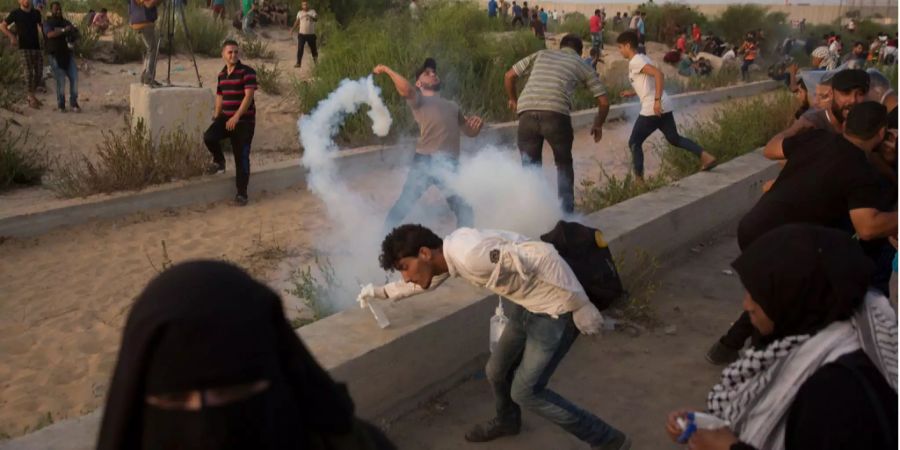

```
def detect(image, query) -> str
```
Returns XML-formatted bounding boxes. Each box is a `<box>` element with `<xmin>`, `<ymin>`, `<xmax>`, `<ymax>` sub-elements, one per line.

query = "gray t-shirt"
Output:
<box><xmin>408</xmin><ymin>94</ymin><xmax>465</xmax><ymax>156</ymax></box>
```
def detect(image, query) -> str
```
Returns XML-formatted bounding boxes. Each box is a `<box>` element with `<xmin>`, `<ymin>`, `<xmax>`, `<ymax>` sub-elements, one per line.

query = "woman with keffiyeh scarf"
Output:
<box><xmin>665</xmin><ymin>224</ymin><xmax>897</xmax><ymax>450</ymax></box>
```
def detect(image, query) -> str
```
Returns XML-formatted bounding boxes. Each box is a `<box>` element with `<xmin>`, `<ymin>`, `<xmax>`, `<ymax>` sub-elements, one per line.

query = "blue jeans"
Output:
<box><xmin>628</xmin><ymin>112</ymin><xmax>703</xmax><ymax>177</ymax></box>
<box><xmin>49</xmin><ymin>55</ymin><xmax>78</xmax><ymax>108</ymax></box>
<box><xmin>384</xmin><ymin>153</ymin><xmax>473</xmax><ymax>230</ymax></box>
<box><xmin>486</xmin><ymin>300</ymin><xmax>619</xmax><ymax>446</ymax></box>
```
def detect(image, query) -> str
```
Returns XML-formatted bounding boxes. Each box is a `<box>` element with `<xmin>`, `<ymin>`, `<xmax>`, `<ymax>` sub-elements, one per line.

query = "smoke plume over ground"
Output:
<box><xmin>298</xmin><ymin>76</ymin><xmax>563</xmax><ymax>311</ymax></box>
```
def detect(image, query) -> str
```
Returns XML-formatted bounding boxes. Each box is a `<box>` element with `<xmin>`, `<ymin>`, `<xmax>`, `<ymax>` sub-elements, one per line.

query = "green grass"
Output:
<box><xmin>173</xmin><ymin>7</ymin><xmax>230</xmax><ymax>57</ymax></box>
<box><xmin>0</xmin><ymin>43</ymin><xmax>23</xmax><ymax>109</ymax></box>
<box><xmin>555</xmin><ymin>12</ymin><xmax>590</xmax><ymax>40</ymax></box>
<box><xmin>49</xmin><ymin>117</ymin><xmax>209</xmax><ymax>197</ymax></box>
<box><xmin>284</xmin><ymin>256</ymin><xmax>338</xmax><ymax>323</ymax></box>
<box><xmin>240</xmin><ymin>37</ymin><xmax>274</xmax><ymax>60</ymax></box>
<box><xmin>256</xmin><ymin>63</ymin><xmax>281</xmax><ymax>94</ymax></box>
<box><xmin>73</xmin><ymin>26</ymin><xmax>102</xmax><ymax>60</ymax></box>
<box><xmin>295</xmin><ymin>0</ymin><xmax>542</xmax><ymax>146</ymax></box>
<box><xmin>577</xmin><ymin>91</ymin><xmax>796</xmax><ymax>213</ymax></box>
<box><xmin>0</xmin><ymin>120</ymin><xmax>48</xmax><ymax>191</ymax></box>
<box><xmin>112</xmin><ymin>27</ymin><xmax>145</xmax><ymax>63</ymax></box>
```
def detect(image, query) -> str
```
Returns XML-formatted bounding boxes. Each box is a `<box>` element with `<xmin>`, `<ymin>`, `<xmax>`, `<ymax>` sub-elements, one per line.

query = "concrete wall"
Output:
<box><xmin>0</xmin><ymin>80</ymin><xmax>781</xmax><ymax>238</ymax></box>
<box><xmin>0</xmin><ymin>149</ymin><xmax>781</xmax><ymax>450</ymax></box>
<box><xmin>129</xmin><ymin>84</ymin><xmax>215</xmax><ymax>146</ymax></box>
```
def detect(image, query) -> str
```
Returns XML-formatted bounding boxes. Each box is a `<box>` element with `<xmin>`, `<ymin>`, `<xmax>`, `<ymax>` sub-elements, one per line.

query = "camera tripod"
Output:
<box><xmin>154</xmin><ymin>0</ymin><xmax>203</xmax><ymax>87</ymax></box>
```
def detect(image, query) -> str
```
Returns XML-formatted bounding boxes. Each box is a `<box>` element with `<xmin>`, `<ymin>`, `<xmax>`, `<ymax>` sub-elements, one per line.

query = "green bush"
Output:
<box><xmin>556</xmin><ymin>12</ymin><xmax>590</xmax><ymax>40</ymax></box>
<box><xmin>174</xmin><ymin>7</ymin><xmax>230</xmax><ymax>57</ymax></box>
<box><xmin>0</xmin><ymin>120</ymin><xmax>47</xmax><ymax>190</ymax></box>
<box><xmin>74</xmin><ymin>26</ymin><xmax>102</xmax><ymax>59</ymax></box>
<box><xmin>256</xmin><ymin>63</ymin><xmax>281</xmax><ymax>94</ymax></box>
<box><xmin>49</xmin><ymin>117</ymin><xmax>209</xmax><ymax>197</ymax></box>
<box><xmin>295</xmin><ymin>1</ymin><xmax>543</xmax><ymax>145</ymax></box>
<box><xmin>708</xmin><ymin>4</ymin><xmax>790</xmax><ymax>55</ymax></box>
<box><xmin>240</xmin><ymin>37</ymin><xmax>274</xmax><ymax>59</ymax></box>
<box><xmin>641</xmin><ymin>3</ymin><xmax>707</xmax><ymax>46</ymax></box>
<box><xmin>113</xmin><ymin>27</ymin><xmax>145</xmax><ymax>63</ymax></box>
<box><xmin>0</xmin><ymin>43</ymin><xmax>23</xmax><ymax>109</ymax></box>
<box><xmin>578</xmin><ymin>92</ymin><xmax>795</xmax><ymax>213</ymax></box>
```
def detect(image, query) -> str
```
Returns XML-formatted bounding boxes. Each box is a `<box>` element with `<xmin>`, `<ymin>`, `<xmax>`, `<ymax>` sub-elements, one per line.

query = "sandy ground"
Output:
<box><xmin>0</xmin><ymin>22</ymin><xmax>307</xmax><ymax>168</ymax></box>
<box><xmin>385</xmin><ymin>231</ymin><xmax>744</xmax><ymax>449</ymax></box>
<box><xmin>0</xmin><ymin>90</ymin><xmax>765</xmax><ymax>438</ymax></box>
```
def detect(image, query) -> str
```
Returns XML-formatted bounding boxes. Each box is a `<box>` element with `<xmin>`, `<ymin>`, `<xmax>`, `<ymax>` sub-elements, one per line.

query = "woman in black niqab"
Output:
<box><xmin>97</xmin><ymin>260</ymin><xmax>392</xmax><ymax>450</ymax></box>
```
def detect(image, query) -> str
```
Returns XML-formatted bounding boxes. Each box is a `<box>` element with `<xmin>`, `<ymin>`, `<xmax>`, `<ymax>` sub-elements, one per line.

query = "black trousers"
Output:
<box><xmin>297</xmin><ymin>33</ymin><xmax>318</xmax><ymax>65</ymax></box>
<box><xmin>204</xmin><ymin>116</ymin><xmax>255</xmax><ymax>197</ymax></box>
<box><xmin>517</xmin><ymin>110</ymin><xmax>575</xmax><ymax>214</ymax></box>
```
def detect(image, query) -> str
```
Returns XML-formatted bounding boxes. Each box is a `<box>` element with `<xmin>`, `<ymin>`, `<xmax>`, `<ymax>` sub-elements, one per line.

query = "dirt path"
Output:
<box><xmin>0</xmin><ymin>92</ymin><xmax>761</xmax><ymax>438</ymax></box>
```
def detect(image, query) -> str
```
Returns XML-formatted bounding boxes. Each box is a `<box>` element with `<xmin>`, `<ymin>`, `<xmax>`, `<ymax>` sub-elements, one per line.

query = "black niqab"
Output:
<box><xmin>97</xmin><ymin>260</ymin><xmax>356</xmax><ymax>450</ymax></box>
<box><xmin>732</xmin><ymin>224</ymin><xmax>874</xmax><ymax>344</ymax></box>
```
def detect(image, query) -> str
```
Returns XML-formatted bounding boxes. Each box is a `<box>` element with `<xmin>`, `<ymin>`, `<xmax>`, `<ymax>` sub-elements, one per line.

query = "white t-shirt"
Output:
<box><xmin>296</xmin><ymin>9</ymin><xmax>316</xmax><ymax>34</ymax></box>
<box><xmin>628</xmin><ymin>53</ymin><xmax>671</xmax><ymax>117</ymax></box>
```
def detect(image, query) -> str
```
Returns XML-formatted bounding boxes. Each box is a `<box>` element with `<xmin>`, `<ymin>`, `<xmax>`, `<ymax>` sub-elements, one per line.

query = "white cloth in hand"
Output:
<box><xmin>573</xmin><ymin>303</ymin><xmax>604</xmax><ymax>335</ymax></box>
<box><xmin>357</xmin><ymin>283</ymin><xmax>388</xmax><ymax>309</ymax></box>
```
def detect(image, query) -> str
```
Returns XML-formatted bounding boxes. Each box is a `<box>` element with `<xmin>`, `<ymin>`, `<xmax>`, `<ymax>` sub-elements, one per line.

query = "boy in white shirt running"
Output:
<box><xmin>357</xmin><ymin>224</ymin><xmax>631</xmax><ymax>450</ymax></box>
<box><xmin>616</xmin><ymin>30</ymin><xmax>717</xmax><ymax>181</ymax></box>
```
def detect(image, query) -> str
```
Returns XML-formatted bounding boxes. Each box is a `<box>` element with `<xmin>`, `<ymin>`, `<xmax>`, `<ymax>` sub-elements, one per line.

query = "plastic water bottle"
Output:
<box><xmin>368</xmin><ymin>302</ymin><xmax>390</xmax><ymax>329</ymax></box>
<box><xmin>489</xmin><ymin>297</ymin><xmax>508</xmax><ymax>353</ymax></box>
<box><xmin>676</xmin><ymin>412</ymin><xmax>730</xmax><ymax>444</ymax></box>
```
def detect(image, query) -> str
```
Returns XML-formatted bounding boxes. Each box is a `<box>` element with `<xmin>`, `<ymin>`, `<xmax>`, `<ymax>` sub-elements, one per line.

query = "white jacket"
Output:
<box><xmin>382</xmin><ymin>228</ymin><xmax>604</xmax><ymax>332</ymax></box>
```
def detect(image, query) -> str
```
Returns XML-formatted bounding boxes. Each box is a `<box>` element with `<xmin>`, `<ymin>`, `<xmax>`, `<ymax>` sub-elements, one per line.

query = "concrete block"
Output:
<box><xmin>129</xmin><ymin>83</ymin><xmax>215</xmax><ymax>145</ymax></box>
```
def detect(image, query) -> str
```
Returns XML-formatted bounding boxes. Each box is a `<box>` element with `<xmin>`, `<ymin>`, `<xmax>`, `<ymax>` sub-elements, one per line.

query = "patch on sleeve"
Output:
<box><xmin>489</xmin><ymin>249</ymin><xmax>500</xmax><ymax>263</ymax></box>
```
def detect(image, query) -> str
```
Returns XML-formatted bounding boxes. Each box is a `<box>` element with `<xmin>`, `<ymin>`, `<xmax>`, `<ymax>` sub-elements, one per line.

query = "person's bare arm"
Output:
<box><xmin>849</xmin><ymin>208</ymin><xmax>898</xmax><ymax>240</ymax></box>
<box><xmin>591</xmin><ymin>95</ymin><xmax>609</xmax><ymax>142</ymax></box>
<box><xmin>639</xmin><ymin>63</ymin><xmax>664</xmax><ymax>116</ymax></box>
<box><xmin>763</xmin><ymin>118</ymin><xmax>814</xmax><ymax>160</ymax></box>
<box><xmin>373</xmin><ymin>64</ymin><xmax>417</xmax><ymax>100</ymax></box>
<box><xmin>289</xmin><ymin>15</ymin><xmax>298</xmax><ymax>32</ymax></box>
<box><xmin>0</xmin><ymin>22</ymin><xmax>15</xmax><ymax>45</ymax></box>
<box><xmin>504</xmin><ymin>68</ymin><xmax>519</xmax><ymax>111</ymax></box>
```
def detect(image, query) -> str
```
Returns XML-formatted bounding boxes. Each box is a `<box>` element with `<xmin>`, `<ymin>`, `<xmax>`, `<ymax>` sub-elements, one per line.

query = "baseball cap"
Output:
<box><xmin>831</xmin><ymin>69</ymin><xmax>869</xmax><ymax>93</ymax></box>
<box><xmin>414</xmin><ymin>58</ymin><xmax>437</xmax><ymax>80</ymax></box>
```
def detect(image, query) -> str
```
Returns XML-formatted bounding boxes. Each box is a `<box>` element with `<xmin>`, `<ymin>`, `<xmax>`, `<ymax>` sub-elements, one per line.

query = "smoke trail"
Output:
<box><xmin>297</xmin><ymin>76</ymin><xmax>564</xmax><ymax>311</ymax></box>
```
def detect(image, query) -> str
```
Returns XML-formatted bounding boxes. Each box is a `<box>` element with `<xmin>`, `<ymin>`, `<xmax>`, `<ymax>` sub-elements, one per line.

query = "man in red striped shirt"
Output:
<box><xmin>204</xmin><ymin>39</ymin><xmax>257</xmax><ymax>206</ymax></box>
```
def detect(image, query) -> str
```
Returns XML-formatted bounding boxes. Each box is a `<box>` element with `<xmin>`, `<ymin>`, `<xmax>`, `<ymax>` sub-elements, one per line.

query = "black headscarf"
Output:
<box><xmin>97</xmin><ymin>260</ymin><xmax>357</xmax><ymax>450</ymax></box>
<box><xmin>732</xmin><ymin>223</ymin><xmax>874</xmax><ymax>344</ymax></box>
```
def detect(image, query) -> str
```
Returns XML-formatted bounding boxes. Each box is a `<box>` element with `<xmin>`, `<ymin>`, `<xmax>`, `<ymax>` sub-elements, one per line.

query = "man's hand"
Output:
<box><xmin>226</xmin><ymin>115</ymin><xmax>239</xmax><ymax>131</ymax></box>
<box><xmin>357</xmin><ymin>283</ymin><xmax>388</xmax><ymax>309</ymax></box>
<box><xmin>507</xmin><ymin>98</ymin><xmax>517</xmax><ymax>112</ymax></box>
<box><xmin>590</xmin><ymin>123</ymin><xmax>603</xmax><ymax>142</ymax></box>
<box><xmin>372</xmin><ymin>64</ymin><xmax>390</xmax><ymax>75</ymax></box>
<box><xmin>619</xmin><ymin>89</ymin><xmax>636</xmax><ymax>98</ymax></box>
<box><xmin>665</xmin><ymin>409</ymin><xmax>690</xmax><ymax>442</ymax></box>
<box><xmin>653</xmin><ymin>99</ymin><xmax>663</xmax><ymax>116</ymax></box>
<box><xmin>573</xmin><ymin>303</ymin><xmax>604</xmax><ymax>335</ymax></box>
<box><xmin>9</xmin><ymin>35</ymin><xmax>18</xmax><ymax>47</ymax></box>
<box><xmin>465</xmin><ymin>115</ymin><xmax>483</xmax><ymax>134</ymax></box>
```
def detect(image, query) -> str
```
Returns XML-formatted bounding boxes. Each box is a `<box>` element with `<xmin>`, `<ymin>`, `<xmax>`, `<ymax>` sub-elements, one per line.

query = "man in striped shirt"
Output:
<box><xmin>505</xmin><ymin>34</ymin><xmax>610</xmax><ymax>214</ymax></box>
<box><xmin>203</xmin><ymin>39</ymin><xmax>257</xmax><ymax>206</ymax></box>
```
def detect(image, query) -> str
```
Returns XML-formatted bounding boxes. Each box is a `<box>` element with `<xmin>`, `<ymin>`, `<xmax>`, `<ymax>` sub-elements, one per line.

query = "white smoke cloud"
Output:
<box><xmin>297</xmin><ymin>76</ymin><xmax>564</xmax><ymax>311</ymax></box>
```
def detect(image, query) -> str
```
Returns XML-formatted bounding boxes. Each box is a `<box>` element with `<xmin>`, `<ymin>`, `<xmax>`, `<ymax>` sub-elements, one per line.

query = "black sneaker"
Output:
<box><xmin>57</xmin><ymin>104</ymin><xmax>66</xmax><ymax>112</ymax></box>
<box><xmin>706</xmin><ymin>340</ymin><xmax>741</xmax><ymax>365</ymax></box>
<box><xmin>592</xmin><ymin>430</ymin><xmax>631</xmax><ymax>450</ymax></box>
<box><xmin>206</xmin><ymin>162</ymin><xmax>225</xmax><ymax>175</ymax></box>
<box><xmin>234</xmin><ymin>194</ymin><xmax>248</xmax><ymax>206</ymax></box>
<box><xmin>464</xmin><ymin>418</ymin><xmax>520</xmax><ymax>443</ymax></box>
